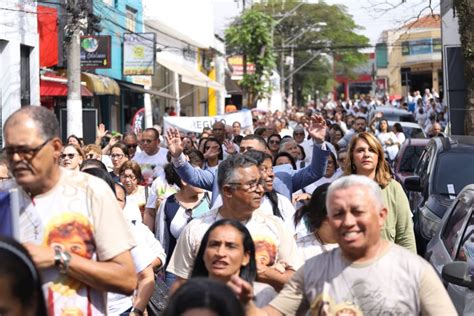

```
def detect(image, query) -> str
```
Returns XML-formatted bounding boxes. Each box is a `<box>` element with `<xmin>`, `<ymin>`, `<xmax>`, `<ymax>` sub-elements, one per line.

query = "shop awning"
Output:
<box><xmin>155</xmin><ymin>55</ymin><xmax>225</xmax><ymax>92</ymax></box>
<box><xmin>225</xmin><ymin>76</ymin><xmax>243</xmax><ymax>95</ymax></box>
<box><xmin>118</xmin><ymin>82</ymin><xmax>177</xmax><ymax>100</ymax></box>
<box><xmin>81</xmin><ymin>72</ymin><xmax>120</xmax><ymax>96</ymax></box>
<box><xmin>40</xmin><ymin>73</ymin><xmax>93</xmax><ymax>97</ymax></box>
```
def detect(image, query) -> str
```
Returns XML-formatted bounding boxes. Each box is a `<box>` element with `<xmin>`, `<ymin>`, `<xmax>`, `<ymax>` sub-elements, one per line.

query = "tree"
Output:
<box><xmin>253</xmin><ymin>0</ymin><xmax>370</xmax><ymax>106</ymax></box>
<box><xmin>225</xmin><ymin>9</ymin><xmax>276</xmax><ymax>107</ymax></box>
<box><xmin>453</xmin><ymin>0</ymin><xmax>474</xmax><ymax>135</ymax></box>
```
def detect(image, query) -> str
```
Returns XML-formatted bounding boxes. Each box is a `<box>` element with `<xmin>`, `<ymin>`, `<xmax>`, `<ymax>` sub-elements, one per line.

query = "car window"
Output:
<box><xmin>415</xmin><ymin>145</ymin><xmax>432</xmax><ymax>180</ymax></box>
<box><xmin>433</xmin><ymin>152</ymin><xmax>474</xmax><ymax>195</ymax></box>
<box><xmin>409</xmin><ymin>128</ymin><xmax>426</xmax><ymax>139</ymax></box>
<box><xmin>442</xmin><ymin>200</ymin><xmax>470</xmax><ymax>258</ymax></box>
<box><xmin>455</xmin><ymin>213</ymin><xmax>474</xmax><ymax>262</ymax></box>
<box><xmin>399</xmin><ymin>145</ymin><xmax>425</xmax><ymax>172</ymax></box>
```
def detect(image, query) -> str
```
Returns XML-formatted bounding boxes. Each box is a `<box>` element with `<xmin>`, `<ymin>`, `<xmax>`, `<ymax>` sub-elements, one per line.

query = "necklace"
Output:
<box><xmin>23</xmin><ymin>202</ymin><xmax>42</xmax><ymax>241</ymax></box>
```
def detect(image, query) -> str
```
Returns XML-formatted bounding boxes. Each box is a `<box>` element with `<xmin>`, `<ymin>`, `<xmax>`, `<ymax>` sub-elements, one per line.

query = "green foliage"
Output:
<box><xmin>225</xmin><ymin>9</ymin><xmax>276</xmax><ymax>104</ymax></box>
<box><xmin>253</xmin><ymin>0</ymin><xmax>370</xmax><ymax>102</ymax></box>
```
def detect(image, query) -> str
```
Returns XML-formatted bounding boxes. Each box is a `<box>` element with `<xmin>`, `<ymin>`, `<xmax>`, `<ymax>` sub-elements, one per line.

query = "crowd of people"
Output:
<box><xmin>0</xmin><ymin>92</ymin><xmax>456</xmax><ymax>315</ymax></box>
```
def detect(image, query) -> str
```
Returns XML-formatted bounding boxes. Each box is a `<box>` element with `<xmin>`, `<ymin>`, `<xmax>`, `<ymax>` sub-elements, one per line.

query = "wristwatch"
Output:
<box><xmin>130</xmin><ymin>307</ymin><xmax>143</xmax><ymax>315</ymax></box>
<box><xmin>54</xmin><ymin>247</ymin><xmax>71</xmax><ymax>274</ymax></box>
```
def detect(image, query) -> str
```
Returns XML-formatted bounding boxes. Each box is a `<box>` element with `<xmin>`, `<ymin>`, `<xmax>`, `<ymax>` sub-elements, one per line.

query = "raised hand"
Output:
<box><xmin>306</xmin><ymin>114</ymin><xmax>327</xmax><ymax>144</ymax></box>
<box><xmin>165</xmin><ymin>127</ymin><xmax>184</xmax><ymax>158</ymax></box>
<box><xmin>227</xmin><ymin>275</ymin><xmax>255</xmax><ymax>305</ymax></box>
<box><xmin>96</xmin><ymin>123</ymin><xmax>108</xmax><ymax>139</ymax></box>
<box><xmin>223</xmin><ymin>139</ymin><xmax>237</xmax><ymax>155</ymax></box>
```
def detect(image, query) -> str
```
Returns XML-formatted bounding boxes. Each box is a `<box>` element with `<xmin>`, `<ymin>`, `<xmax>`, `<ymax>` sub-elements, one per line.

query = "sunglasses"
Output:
<box><xmin>60</xmin><ymin>153</ymin><xmax>76</xmax><ymax>160</ymax></box>
<box><xmin>126</xmin><ymin>144</ymin><xmax>138</xmax><ymax>149</ymax></box>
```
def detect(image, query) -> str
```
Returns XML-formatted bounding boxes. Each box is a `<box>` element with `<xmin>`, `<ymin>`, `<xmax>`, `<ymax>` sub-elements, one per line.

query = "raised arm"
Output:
<box><xmin>291</xmin><ymin>115</ymin><xmax>329</xmax><ymax>192</ymax></box>
<box><xmin>166</xmin><ymin>127</ymin><xmax>215</xmax><ymax>191</ymax></box>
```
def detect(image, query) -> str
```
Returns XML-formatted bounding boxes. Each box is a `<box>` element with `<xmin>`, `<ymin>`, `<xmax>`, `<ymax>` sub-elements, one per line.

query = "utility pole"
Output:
<box><xmin>65</xmin><ymin>0</ymin><xmax>87</xmax><ymax>138</ymax></box>
<box><xmin>288</xmin><ymin>45</ymin><xmax>294</xmax><ymax>107</ymax></box>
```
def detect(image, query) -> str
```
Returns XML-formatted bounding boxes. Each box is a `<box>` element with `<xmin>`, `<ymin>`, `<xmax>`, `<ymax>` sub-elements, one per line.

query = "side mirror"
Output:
<box><xmin>442</xmin><ymin>262</ymin><xmax>474</xmax><ymax>290</ymax></box>
<box><xmin>404</xmin><ymin>175</ymin><xmax>422</xmax><ymax>192</ymax></box>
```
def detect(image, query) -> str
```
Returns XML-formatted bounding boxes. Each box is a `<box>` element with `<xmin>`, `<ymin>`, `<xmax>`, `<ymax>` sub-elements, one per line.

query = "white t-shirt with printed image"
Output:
<box><xmin>19</xmin><ymin>168</ymin><xmax>135</xmax><ymax>316</ymax></box>
<box><xmin>167</xmin><ymin>208</ymin><xmax>302</xmax><ymax>279</ymax></box>
<box><xmin>132</xmin><ymin>148</ymin><xmax>169</xmax><ymax>185</ymax></box>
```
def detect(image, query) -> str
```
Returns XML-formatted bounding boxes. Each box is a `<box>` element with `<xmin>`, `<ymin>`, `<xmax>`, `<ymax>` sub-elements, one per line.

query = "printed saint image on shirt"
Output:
<box><xmin>44</xmin><ymin>213</ymin><xmax>96</xmax><ymax>316</ymax></box>
<box><xmin>254</xmin><ymin>238</ymin><xmax>277</xmax><ymax>266</ymax></box>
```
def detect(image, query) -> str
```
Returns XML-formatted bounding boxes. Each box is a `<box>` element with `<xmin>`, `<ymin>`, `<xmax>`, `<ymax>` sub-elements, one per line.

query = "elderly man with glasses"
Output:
<box><xmin>3</xmin><ymin>106</ymin><xmax>136</xmax><ymax>314</ymax></box>
<box><xmin>167</xmin><ymin>154</ymin><xmax>301</xmax><ymax>293</ymax></box>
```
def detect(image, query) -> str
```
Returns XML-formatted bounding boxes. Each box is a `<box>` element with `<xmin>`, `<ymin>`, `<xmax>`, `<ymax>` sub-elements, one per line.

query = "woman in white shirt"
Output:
<box><xmin>376</xmin><ymin>119</ymin><xmax>399</xmax><ymax>161</ymax></box>
<box><xmin>294</xmin><ymin>183</ymin><xmax>338</xmax><ymax>261</ymax></box>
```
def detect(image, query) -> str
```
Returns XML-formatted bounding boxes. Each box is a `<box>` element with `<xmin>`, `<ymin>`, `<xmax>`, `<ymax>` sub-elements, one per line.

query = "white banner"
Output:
<box><xmin>163</xmin><ymin>111</ymin><xmax>253</xmax><ymax>134</ymax></box>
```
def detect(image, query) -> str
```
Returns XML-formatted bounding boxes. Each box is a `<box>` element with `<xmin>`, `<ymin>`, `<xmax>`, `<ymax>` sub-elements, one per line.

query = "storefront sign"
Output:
<box><xmin>402</xmin><ymin>38</ymin><xmax>439</xmax><ymax>56</ymax></box>
<box><xmin>123</xmin><ymin>33</ymin><xmax>156</xmax><ymax>76</ymax></box>
<box><xmin>163</xmin><ymin>111</ymin><xmax>253</xmax><ymax>134</ymax></box>
<box><xmin>80</xmin><ymin>36</ymin><xmax>111</xmax><ymax>68</ymax></box>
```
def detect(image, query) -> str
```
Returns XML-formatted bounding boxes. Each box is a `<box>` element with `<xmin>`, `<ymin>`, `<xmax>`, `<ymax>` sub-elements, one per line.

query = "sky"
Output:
<box><xmin>213</xmin><ymin>0</ymin><xmax>441</xmax><ymax>46</ymax></box>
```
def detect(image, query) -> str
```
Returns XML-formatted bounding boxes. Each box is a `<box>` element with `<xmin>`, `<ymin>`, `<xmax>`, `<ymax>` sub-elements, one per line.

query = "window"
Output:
<box><xmin>442</xmin><ymin>200</ymin><xmax>470</xmax><ymax>258</ymax></box>
<box><xmin>433</xmin><ymin>152</ymin><xmax>474</xmax><ymax>195</ymax></box>
<box><xmin>125</xmin><ymin>6</ymin><xmax>137</xmax><ymax>32</ymax></box>
<box><xmin>455</xmin><ymin>214</ymin><xmax>474</xmax><ymax>261</ymax></box>
<box><xmin>399</xmin><ymin>145</ymin><xmax>425</xmax><ymax>173</ymax></box>
<box><xmin>20</xmin><ymin>45</ymin><xmax>31</xmax><ymax>106</ymax></box>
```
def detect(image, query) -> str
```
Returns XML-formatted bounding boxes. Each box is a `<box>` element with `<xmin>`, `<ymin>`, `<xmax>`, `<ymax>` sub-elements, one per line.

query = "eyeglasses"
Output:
<box><xmin>120</xmin><ymin>173</ymin><xmax>136</xmax><ymax>180</ymax></box>
<box><xmin>228</xmin><ymin>178</ymin><xmax>265</xmax><ymax>192</ymax></box>
<box><xmin>111</xmin><ymin>154</ymin><xmax>124</xmax><ymax>159</ymax></box>
<box><xmin>126</xmin><ymin>144</ymin><xmax>138</xmax><ymax>149</ymax></box>
<box><xmin>3</xmin><ymin>138</ymin><xmax>52</xmax><ymax>161</ymax></box>
<box><xmin>294</xmin><ymin>132</ymin><xmax>305</xmax><ymax>136</ymax></box>
<box><xmin>141</xmin><ymin>139</ymin><xmax>154</xmax><ymax>144</ymax></box>
<box><xmin>269</xmin><ymin>140</ymin><xmax>280</xmax><ymax>145</ymax></box>
<box><xmin>260</xmin><ymin>166</ymin><xmax>273</xmax><ymax>175</ymax></box>
<box><xmin>60</xmin><ymin>153</ymin><xmax>77</xmax><ymax>160</ymax></box>
<box><xmin>85</xmin><ymin>153</ymin><xmax>97</xmax><ymax>159</ymax></box>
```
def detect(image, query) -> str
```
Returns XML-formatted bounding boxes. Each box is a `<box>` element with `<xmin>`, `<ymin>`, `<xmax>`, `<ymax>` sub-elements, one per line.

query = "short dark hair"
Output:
<box><xmin>217</xmin><ymin>154</ymin><xmax>258</xmax><ymax>190</ymax></box>
<box><xmin>110</xmin><ymin>143</ymin><xmax>130</xmax><ymax>158</ymax></box>
<box><xmin>144</xmin><ymin>127</ymin><xmax>159</xmax><ymax>140</ymax></box>
<box><xmin>82</xmin><ymin>168</ymin><xmax>116</xmax><ymax>195</ymax></box>
<box><xmin>203</xmin><ymin>137</ymin><xmax>223</xmax><ymax>161</ymax></box>
<box><xmin>163</xmin><ymin>278</ymin><xmax>245</xmax><ymax>316</ymax></box>
<box><xmin>191</xmin><ymin>219</ymin><xmax>256</xmax><ymax>283</ymax></box>
<box><xmin>4</xmin><ymin>106</ymin><xmax>59</xmax><ymax>141</ymax></box>
<box><xmin>273</xmin><ymin>152</ymin><xmax>297</xmax><ymax>170</ymax></box>
<box><xmin>0</xmin><ymin>236</ymin><xmax>47</xmax><ymax>316</ymax></box>
<box><xmin>294</xmin><ymin>183</ymin><xmax>330</xmax><ymax>229</ymax></box>
<box><xmin>241</xmin><ymin>134</ymin><xmax>267</xmax><ymax>150</ymax></box>
<box><xmin>80</xmin><ymin>159</ymin><xmax>108</xmax><ymax>172</ymax></box>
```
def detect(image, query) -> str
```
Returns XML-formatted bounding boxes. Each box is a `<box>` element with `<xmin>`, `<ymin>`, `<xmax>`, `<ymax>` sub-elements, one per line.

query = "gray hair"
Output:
<box><xmin>217</xmin><ymin>154</ymin><xmax>258</xmax><ymax>191</ymax></box>
<box><xmin>326</xmin><ymin>175</ymin><xmax>385</xmax><ymax>213</ymax></box>
<box><xmin>279</xmin><ymin>138</ymin><xmax>296</xmax><ymax>153</ymax></box>
<box><xmin>4</xmin><ymin>106</ymin><xmax>59</xmax><ymax>140</ymax></box>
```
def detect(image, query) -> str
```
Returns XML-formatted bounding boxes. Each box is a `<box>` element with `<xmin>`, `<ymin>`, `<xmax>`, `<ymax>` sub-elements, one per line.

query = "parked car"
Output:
<box><xmin>393</xmin><ymin>138</ymin><xmax>429</xmax><ymax>194</ymax></box>
<box><xmin>405</xmin><ymin>136</ymin><xmax>474</xmax><ymax>255</ymax></box>
<box><xmin>387</xmin><ymin>121</ymin><xmax>426</xmax><ymax>139</ymax></box>
<box><xmin>425</xmin><ymin>184</ymin><xmax>474</xmax><ymax>315</ymax></box>
<box><xmin>368</xmin><ymin>106</ymin><xmax>416</xmax><ymax>123</ymax></box>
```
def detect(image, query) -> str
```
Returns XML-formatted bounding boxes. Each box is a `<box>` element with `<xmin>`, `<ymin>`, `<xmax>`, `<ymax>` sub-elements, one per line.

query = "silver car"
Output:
<box><xmin>426</xmin><ymin>184</ymin><xmax>474</xmax><ymax>315</ymax></box>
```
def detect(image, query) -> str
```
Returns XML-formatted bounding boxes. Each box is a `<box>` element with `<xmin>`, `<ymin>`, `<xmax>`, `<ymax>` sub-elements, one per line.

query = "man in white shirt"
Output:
<box><xmin>132</xmin><ymin>128</ymin><xmax>169</xmax><ymax>185</ymax></box>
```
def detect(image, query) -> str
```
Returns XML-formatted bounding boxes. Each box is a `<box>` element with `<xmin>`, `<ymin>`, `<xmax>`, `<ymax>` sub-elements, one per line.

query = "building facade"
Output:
<box><xmin>376</xmin><ymin>15</ymin><xmax>442</xmax><ymax>97</ymax></box>
<box><xmin>0</xmin><ymin>0</ymin><xmax>40</xmax><ymax>143</ymax></box>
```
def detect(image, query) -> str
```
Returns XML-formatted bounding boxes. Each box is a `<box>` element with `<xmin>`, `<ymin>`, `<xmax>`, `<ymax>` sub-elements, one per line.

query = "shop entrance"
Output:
<box><xmin>410</xmin><ymin>72</ymin><xmax>432</xmax><ymax>93</ymax></box>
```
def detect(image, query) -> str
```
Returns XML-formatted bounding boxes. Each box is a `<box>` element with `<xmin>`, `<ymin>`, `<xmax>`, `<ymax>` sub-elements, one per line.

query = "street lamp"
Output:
<box><xmin>283</xmin><ymin>22</ymin><xmax>327</xmax><ymax>108</ymax></box>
